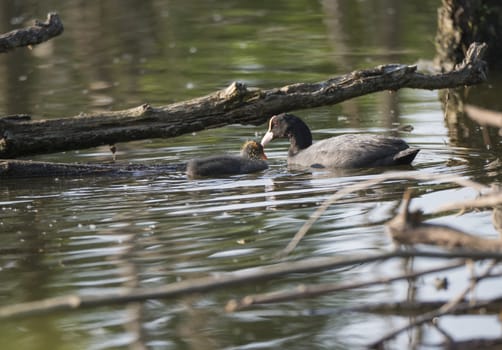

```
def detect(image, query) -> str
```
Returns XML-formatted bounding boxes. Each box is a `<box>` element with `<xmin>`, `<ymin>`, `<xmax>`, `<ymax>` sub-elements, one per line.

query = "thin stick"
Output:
<box><xmin>2</xmin><ymin>250</ymin><xmax>502</xmax><ymax>320</ymax></box>
<box><xmin>369</xmin><ymin>259</ymin><xmax>499</xmax><ymax>348</ymax></box>
<box><xmin>278</xmin><ymin>171</ymin><xmax>489</xmax><ymax>257</ymax></box>
<box><xmin>348</xmin><ymin>295</ymin><xmax>502</xmax><ymax>315</ymax></box>
<box><xmin>465</xmin><ymin>104</ymin><xmax>502</xmax><ymax>128</ymax></box>
<box><xmin>226</xmin><ymin>261</ymin><xmax>465</xmax><ymax>311</ymax></box>
<box><xmin>435</xmin><ymin>191</ymin><xmax>502</xmax><ymax>213</ymax></box>
<box><xmin>439</xmin><ymin>260</ymin><xmax>497</xmax><ymax>313</ymax></box>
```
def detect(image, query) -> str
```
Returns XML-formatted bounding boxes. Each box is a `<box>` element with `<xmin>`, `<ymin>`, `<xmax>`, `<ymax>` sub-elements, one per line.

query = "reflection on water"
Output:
<box><xmin>1</xmin><ymin>0</ymin><xmax>502</xmax><ymax>349</ymax></box>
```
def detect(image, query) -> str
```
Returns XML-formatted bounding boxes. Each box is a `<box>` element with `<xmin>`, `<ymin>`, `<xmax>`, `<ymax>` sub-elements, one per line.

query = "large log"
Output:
<box><xmin>0</xmin><ymin>159</ymin><xmax>185</xmax><ymax>178</ymax></box>
<box><xmin>0</xmin><ymin>43</ymin><xmax>487</xmax><ymax>159</ymax></box>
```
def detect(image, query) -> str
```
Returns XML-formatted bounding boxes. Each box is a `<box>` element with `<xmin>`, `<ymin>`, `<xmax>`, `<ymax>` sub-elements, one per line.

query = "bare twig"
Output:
<box><xmin>464</xmin><ymin>104</ymin><xmax>502</xmax><ymax>129</ymax></box>
<box><xmin>386</xmin><ymin>189</ymin><xmax>502</xmax><ymax>251</ymax></box>
<box><xmin>348</xmin><ymin>296</ymin><xmax>502</xmax><ymax>315</ymax></box>
<box><xmin>441</xmin><ymin>336</ymin><xmax>502</xmax><ymax>350</ymax></box>
<box><xmin>2</xmin><ymin>250</ymin><xmax>502</xmax><ymax>320</ymax></box>
<box><xmin>225</xmin><ymin>261</ymin><xmax>465</xmax><ymax>311</ymax></box>
<box><xmin>369</xmin><ymin>260</ymin><xmax>500</xmax><ymax>348</ymax></box>
<box><xmin>435</xmin><ymin>191</ymin><xmax>502</xmax><ymax>213</ymax></box>
<box><xmin>278</xmin><ymin>171</ymin><xmax>490</xmax><ymax>257</ymax></box>
<box><xmin>432</xmin><ymin>323</ymin><xmax>455</xmax><ymax>347</ymax></box>
<box><xmin>440</xmin><ymin>260</ymin><xmax>498</xmax><ymax>313</ymax></box>
<box><xmin>387</xmin><ymin>214</ymin><xmax>502</xmax><ymax>251</ymax></box>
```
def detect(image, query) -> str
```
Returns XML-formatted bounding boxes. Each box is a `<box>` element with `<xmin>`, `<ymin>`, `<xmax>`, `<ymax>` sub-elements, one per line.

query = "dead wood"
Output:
<box><xmin>0</xmin><ymin>13</ymin><xmax>63</xmax><ymax>53</ymax></box>
<box><xmin>278</xmin><ymin>171</ymin><xmax>490</xmax><ymax>257</ymax></box>
<box><xmin>348</xmin><ymin>297</ymin><xmax>502</xmax><ymax>316</ymax></box>
<box><xmin>465</xmin><ymin>104</ymin><xmax>502</xmax><ymax>130</ymax></box>
<box><xmin>435</xmin><ymin>0</ymin><xmax>502</xmax><ymax>70</ymax></box>
<box><xmin>444</xmin><ymin>337</ymin><xmax>502</xmax><ymax>350</ymax></box>
<box><xmin>2</xmin><ymin>250</ymin><xmax>502</xmax><ymax>320</ymax></box>
<box><xmin>386</xmin><ymin>190</ymin><xmax>502</xmax><ymax>251</ymax></box>
<box><xmin>370</xmin><ymin>259</ymin><xmax>499</xmax><ymax>349</ymax></box>
<box><xmin>0</xmin><ymin>42</ymin><xmax>487</xmax><ymax>159</ymax></box>
<box><xmin>0</xmin><ymin>159</ymin><xmax>185</xmax><ymax>178</ymax></box>
<box><xmin>225</xmin><ymin>261</ymin><xmax>464</xmax><ymax>311</ymax></box>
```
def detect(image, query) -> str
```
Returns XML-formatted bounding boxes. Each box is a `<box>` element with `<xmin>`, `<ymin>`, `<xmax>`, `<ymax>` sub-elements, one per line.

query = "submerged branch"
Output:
<box><xmin>0</xmin><ymin>159</ymin><xmax>185</xmax><ymax>178</ymax></box>
<box><xmin>465</xmin><ymin>104</ymin><xmax>502</xmax><ymax>129</ymax></box>
<box><xmin>225</xmin><ymin>261</ymin><xmax>465</xmax><ymax>311</ymax></box>
<box><xmin>386</xmin><ymin>191</ymin><xmax>502</xmax><ymax>251</ymax></box>
<box><xmin>278</xmin><ymin>171</ymin><xmax>490</xmax><ymax>257</ymax></box>
<box><xmin>0</xmin><ymin>42</ymin><xmax>487</xmax><ymax>159</ymax></box>
<box><xmin>370</xmin><ymin>260</ymin><xmax>499</xmax><ymax>348</ymax></box>
<box><xmin>2</xmin><ymin>250</ymin><xmax>502</xmax><ymax>320</ymax></box>
<box><xmin>349</xmin><ymin>296</ymin><xmax>502</xmax><ymax>316</ymax></box>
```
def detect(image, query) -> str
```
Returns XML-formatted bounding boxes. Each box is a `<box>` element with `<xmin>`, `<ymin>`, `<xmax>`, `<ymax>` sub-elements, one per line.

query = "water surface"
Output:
<box><xmin>1</xmin><ymin>1</ymin><xmax>502</xmax><ymax>349</ymax></box>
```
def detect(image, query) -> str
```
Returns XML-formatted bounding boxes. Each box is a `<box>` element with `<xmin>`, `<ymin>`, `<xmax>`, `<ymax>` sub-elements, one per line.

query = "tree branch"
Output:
<box><xmin>225</xmin><ymin>261</ymin><xmax>465</xmax><ymax>311</ymax></box>
<box><xmin>0</xmin><ymin>42</ymin><xmax>487</xmax><ymax>159</ymax></box>
<box><xmin>465</xmin><ymin>104</ymin><xmax>502</xmax><ymax>129</ymax></box>
<box><xmin>278</xmin><ymin>171</ymin><xmax>490</xmax><ymax>257</ymax></box>
<box><xmin>2</xmin><ymin>250</ymin><xmax>502</xmax><ymax>320</ymax></box>
<box><xmin>386</xmin><ymin>192</ymin><xmax>502</xmax><ymax>251</ymax></box>
<box><xmin>370</xmin><ymin>260</ymin><xmax>499</xmax><ymax>348</ymax></box>
<box><xmin>0</xmin><ymin>159</ymin><xmax>185</xmax><ymax>178</ymax></box>
<box><xmin>0</xmin><ymin>13</ymin><xmax>63</xmax><ymax>53</ymax></box>
<box><xmin>348</xmin><ymin>295</ymin><xmax>502</xmax><ymax>316</ymax></box>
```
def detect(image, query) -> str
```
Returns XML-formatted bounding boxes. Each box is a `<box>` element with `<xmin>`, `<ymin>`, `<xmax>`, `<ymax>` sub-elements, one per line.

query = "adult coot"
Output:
<box><xmin>186</xmin><ymin>141</ymin><xmax>268</xmax><ymax>178</ymax></box>
<box><xmin>260</xmin><ymin>113</ymin><xmax>419</xmax><ymax>168</ymax></box>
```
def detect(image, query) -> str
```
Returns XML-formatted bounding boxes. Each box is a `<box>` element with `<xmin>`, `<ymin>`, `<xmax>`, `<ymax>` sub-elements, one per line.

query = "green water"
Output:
<box><xmin>2</xmin><ymin>1</ymin><xmax>502</xmax><ymax>349</ymax></box>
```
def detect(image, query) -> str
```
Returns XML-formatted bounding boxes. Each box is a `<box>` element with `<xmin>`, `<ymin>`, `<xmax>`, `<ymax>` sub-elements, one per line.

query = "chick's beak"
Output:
<box><xmin>261</xmin><ymin>152</ymin><xmax>268</xmax><ymax>160</ymax></box>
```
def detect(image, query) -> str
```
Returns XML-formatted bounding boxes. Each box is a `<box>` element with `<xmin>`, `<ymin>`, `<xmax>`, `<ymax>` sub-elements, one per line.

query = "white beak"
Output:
<box><xmin>261</xmin><ymin>131</ymin><xmax>274</xmax><ymax>146</ymax></box>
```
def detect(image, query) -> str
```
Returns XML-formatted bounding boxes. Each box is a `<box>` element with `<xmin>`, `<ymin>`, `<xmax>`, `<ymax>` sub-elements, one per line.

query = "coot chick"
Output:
<box><xmin>186</xmin><ymin>141</ymin><xmax>268</xmax><ymax>178</ymax></box>
<box><xmin>260</xmin><ymin>113</ymin><xmax>419</xmax><ymax>168</ymax></box>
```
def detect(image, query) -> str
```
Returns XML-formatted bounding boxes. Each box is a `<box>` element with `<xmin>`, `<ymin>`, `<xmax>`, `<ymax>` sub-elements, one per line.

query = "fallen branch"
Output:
<box><xmin>0</xmin><ymin>13</ymin><xmax>63</xmax><ymax>53</ymax></box>
<box><xmin>278</xmin><ymin>171</ymin><xmax>490</xmax><ymax>257</ymax></box>
<box><xmin>225</xmin><ymin>261</ymin><xmax>465</xmax><ymax>311</ymax></box>
<box><xmin>0</xmin><ymin>159</ymin><xmax>185</xmax><ymax>178</ymax></box>
<box><xmin>440</xmin><ymin>337</ymin><xmax>502</xmax><ymax>350</ymax></box>
<box><xmin>386</xmin><ymin>191</ymin><xmax>502</xmax><ymax>251</ymax></box>
<box><xmin>465</xmin><ymin>104</ymin><xmax>502</xmax><ymax>130</ymax></box>
<box><xmin>2</xmin><ymin>250</ymin><xmax>502</xmax><ymax>320</ymax></box>
<box><xmin>370</xmin><ymin>259</ymin><xmax>499</xmax><ymax>348</ymax></box>
<box><xmin>435</xmin><ymin>190</ymin><xmax>502</xmax><ymax>213</ymax></box>
<box><xmin>0</xmin><ymin>42</ymin><xmax>487</xmax><ymax>159</ymax></box>
<box><xmin>347</xmin><ymin>296</ymin><xmax>502</xmax><ymax>316</ymax></box>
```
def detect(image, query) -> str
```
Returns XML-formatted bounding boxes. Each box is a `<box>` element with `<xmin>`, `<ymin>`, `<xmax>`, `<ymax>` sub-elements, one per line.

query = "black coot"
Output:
<box><xmin>261</xmin><ymin>113</ymin><xmax>419</xmax><ymax>168</ymax></box>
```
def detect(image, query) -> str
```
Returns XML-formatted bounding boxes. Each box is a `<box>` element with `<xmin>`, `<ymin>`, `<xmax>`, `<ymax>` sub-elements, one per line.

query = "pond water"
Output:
<box><xmin>1</xmin><ymin>0</ymin><xmax>502</xmax><ymax>349</ymax></box>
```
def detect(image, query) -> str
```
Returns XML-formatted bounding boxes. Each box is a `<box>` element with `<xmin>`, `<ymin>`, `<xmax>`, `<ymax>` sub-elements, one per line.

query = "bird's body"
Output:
<box><xmin>186</xmin><ymin>141</ymin><xmax>268</xmax><ymax>178</ymax></box>
<box><xmin>261</xmin><ymin>113</ymin><xmax>419</xmax><ymax>169</ymax></box>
